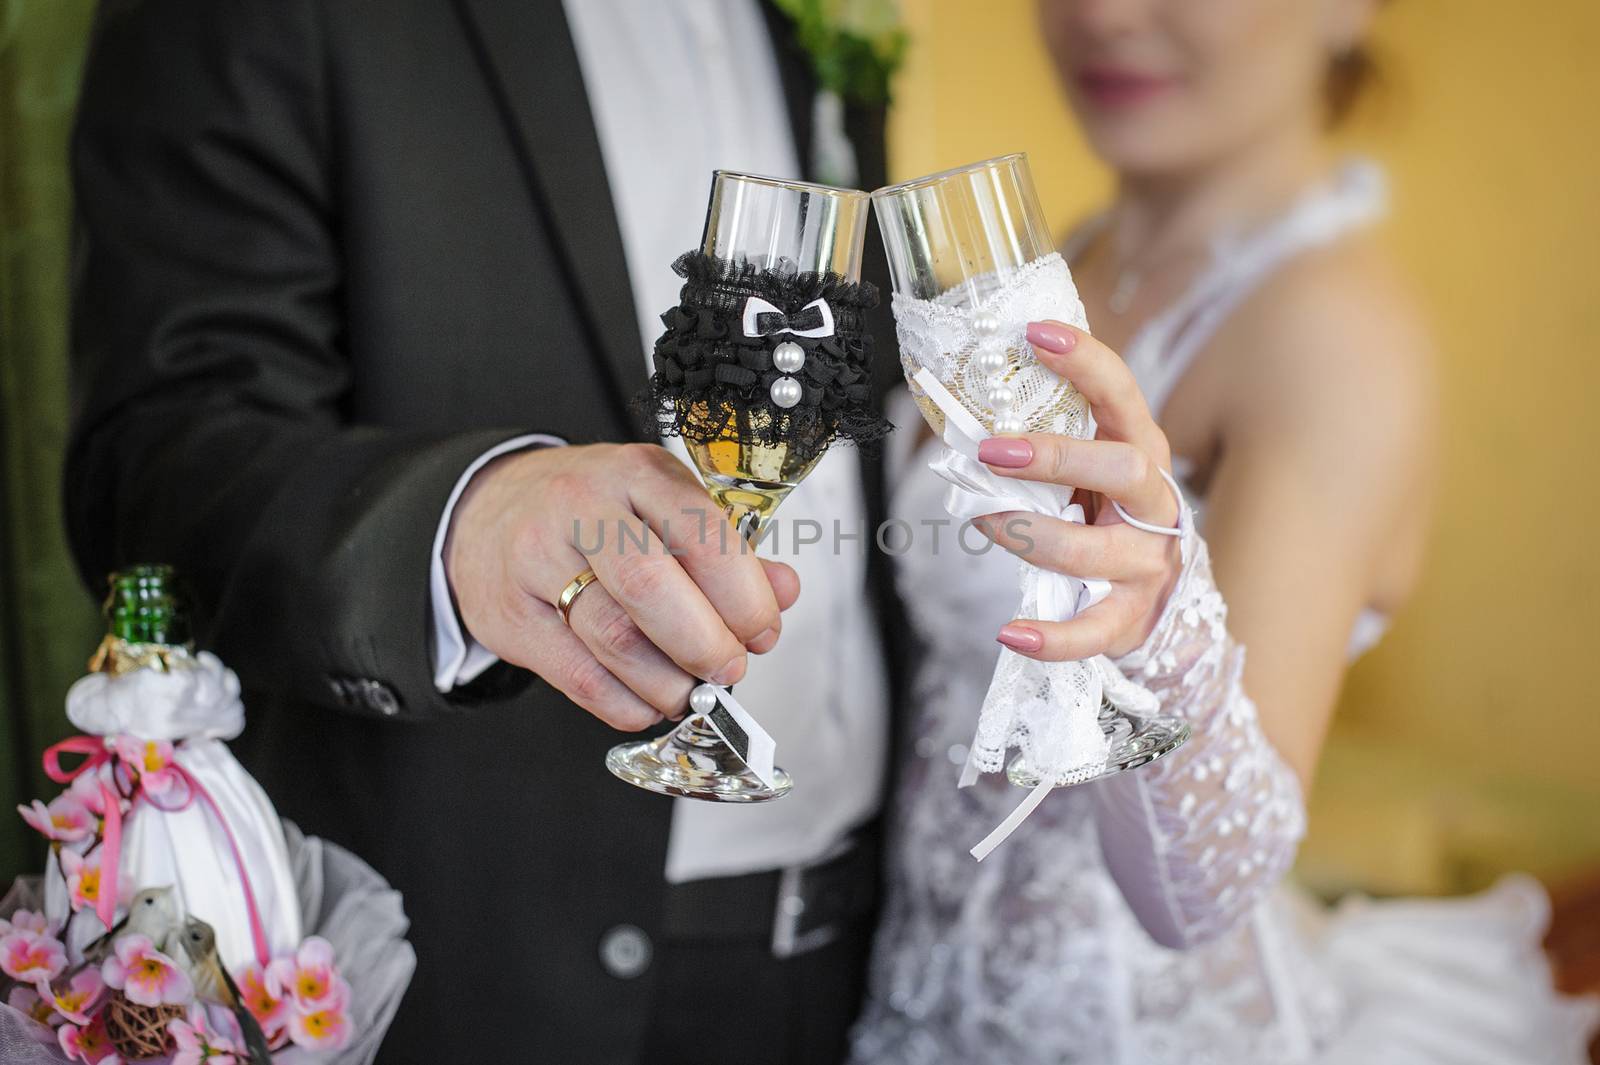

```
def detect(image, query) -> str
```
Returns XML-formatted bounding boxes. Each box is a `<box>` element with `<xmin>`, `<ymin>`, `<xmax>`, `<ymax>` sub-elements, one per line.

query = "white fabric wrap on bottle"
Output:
<box><xmin>52</xmin><ymin>653</ymin><xmax>302</xmax><ymax>972</ymax></box>
<box><xmin>891</xmin><ymin>253</ymin><xmax>1159</xmax><ymax>859</ymax></box>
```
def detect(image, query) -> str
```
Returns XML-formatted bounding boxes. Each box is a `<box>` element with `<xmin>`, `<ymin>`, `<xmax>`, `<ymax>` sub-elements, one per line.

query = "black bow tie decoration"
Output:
<box><xmin>637</xmin><ymin>250</ymin><xmax>891</xmax><ymax>463</ymax></box>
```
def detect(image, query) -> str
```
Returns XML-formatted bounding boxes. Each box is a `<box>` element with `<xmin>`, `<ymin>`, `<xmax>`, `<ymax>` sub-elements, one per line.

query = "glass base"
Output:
<box><xmin>606</xmin><ymin>717</ymin><xmax>793</xmax><ymax>803</ymax></box>
<box><xmin>1006</xmin><ymin>698</ymin><xmax>1191</xmax><ymax>788</ymax></box>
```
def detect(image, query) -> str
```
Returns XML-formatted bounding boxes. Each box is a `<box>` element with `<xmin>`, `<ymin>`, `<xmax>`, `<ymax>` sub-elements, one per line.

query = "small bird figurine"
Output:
<box><xmin>73</xmin><ymin>885</ymin><xmax>183</xmax><ymax>968</ymax></box>
<box><xmin>176</xmin><ymin>916</ymin><xmax>274</xmax><ymax>1065</ymax></box>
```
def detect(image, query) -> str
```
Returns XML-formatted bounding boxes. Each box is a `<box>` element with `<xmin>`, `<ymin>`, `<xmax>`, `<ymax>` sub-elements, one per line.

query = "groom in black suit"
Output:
<box><xmin>65</xmin><ymin>1</ymin><xmax>902</xmax><ymax>1061</ymax></box>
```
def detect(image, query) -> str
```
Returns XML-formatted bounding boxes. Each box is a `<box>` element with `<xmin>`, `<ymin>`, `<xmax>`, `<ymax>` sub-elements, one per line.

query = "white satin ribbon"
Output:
<box><xmin>694</xmin><ymin>684</ymin><xmax>778</xmax><ymax>789</ymax></box>
<box><xmin>912</xmin><ymin>368</ymin><xmax>1113</xmax><ymax>621</ymax></box>
<box><xmin>970</xmin><ymin>782</ymin><xmax>1054</xmax><ymax>862</ymax></box>
<box><xmin>741</xmin><ymin>295</ymin><xmax>835</xmax><ymax>339</ymax></box>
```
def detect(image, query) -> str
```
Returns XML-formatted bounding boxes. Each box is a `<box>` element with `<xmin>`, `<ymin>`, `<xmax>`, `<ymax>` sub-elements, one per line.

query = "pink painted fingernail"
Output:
<box><xmin>1026</xmin><ymin>321</ymin><xmax>1077</xmax><ymax>353</ymax></box>
<box><xmin>978</xmin><ymin>437</ymin><xmax>1033</xmax><ymax>468</ymax></box>
<box><xmin>996</xmin><ymin>624</ymin><xmax>1043</xmax><ymax>653</ymax></box>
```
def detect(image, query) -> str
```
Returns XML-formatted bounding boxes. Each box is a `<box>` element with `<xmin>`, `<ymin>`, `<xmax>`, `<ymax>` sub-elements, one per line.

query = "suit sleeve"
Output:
<box><xmin>66</xmin><ymin>0</ymin><xmax>526</xmax><ymax>720</ymax></box>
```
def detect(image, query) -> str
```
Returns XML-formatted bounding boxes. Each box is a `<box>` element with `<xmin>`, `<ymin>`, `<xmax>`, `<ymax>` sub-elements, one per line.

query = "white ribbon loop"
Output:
<box><xmin>741</xmin><ymin>295</ymin><xmax>835</xmax><ymax>339</ymax></box>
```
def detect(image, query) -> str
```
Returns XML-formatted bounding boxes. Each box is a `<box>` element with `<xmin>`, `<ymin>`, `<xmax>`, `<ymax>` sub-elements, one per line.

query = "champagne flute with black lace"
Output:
<box><xmin>607</xmin><ymin>170</ymin><xmax>886</xmax><ymax>803</ymax></box>
<box><xmin>872</xmin><ymin>155</ymin><xmax>1187</xmax><ymax>845</ymax></box>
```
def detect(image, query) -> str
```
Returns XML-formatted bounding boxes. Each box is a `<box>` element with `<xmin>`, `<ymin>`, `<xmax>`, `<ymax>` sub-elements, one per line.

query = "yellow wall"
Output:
<box><xmin>890</xmin><ymin>0</ymin><xmax>1600</xmax><ymax>896</ymax></box>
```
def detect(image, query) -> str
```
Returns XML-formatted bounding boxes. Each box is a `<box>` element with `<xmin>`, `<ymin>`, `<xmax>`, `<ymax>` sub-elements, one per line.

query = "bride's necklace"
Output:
<box><xmin>1104</xmin><ymin>234</ymin><xmax>1214</xmax><ymax>316</ymax></box>
<box><xmin>1102</xmin><ymin>180</ymin><xmax>1317</xmax><ymax>316</ymax></box>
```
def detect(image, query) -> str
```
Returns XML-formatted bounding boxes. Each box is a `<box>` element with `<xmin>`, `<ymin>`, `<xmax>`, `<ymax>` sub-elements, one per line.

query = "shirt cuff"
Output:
<box><xmin>430</xmin><ymin>433</ymin><xmax>566</xmax><ymax>692</ymax></box>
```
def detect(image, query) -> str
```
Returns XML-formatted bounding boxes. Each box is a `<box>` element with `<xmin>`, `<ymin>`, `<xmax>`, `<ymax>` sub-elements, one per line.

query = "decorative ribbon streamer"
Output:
<box><xmin>43</xmin><ymin>736</ymin><xmax>273</xmax><ymax>967</ymax></box>
<box><xmin>691</xmin><ymin>684</ymin><xmax>778</xmax><ymax>790</ymax></box>
<box><xmin>741</xmin><ymin>295</ymin><xmax>835</xmax><ymax>339</ymax></box>
<box><xmin>969</xmin><ymin>782</ymin><xmax>1055</xmax><ymax>862</ymax></box>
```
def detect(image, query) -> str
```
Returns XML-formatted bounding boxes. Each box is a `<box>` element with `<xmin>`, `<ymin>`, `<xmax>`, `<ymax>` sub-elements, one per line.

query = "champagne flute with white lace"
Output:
<box><xmin>609</xmin><ymin>170</ymin><xmax>888</xmax><ymax>802</ymax></box>
<box><xmin>872</xmin><ymin>155</ymin><xmax>1188</xmax><ymax>852</ymax></box>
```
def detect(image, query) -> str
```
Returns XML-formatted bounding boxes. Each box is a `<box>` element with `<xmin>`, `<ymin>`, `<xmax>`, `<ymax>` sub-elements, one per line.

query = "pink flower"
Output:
<box><xmin>112</xmin><ymin>736</ymin><xmax>180</xmax><ymax>798</ymax></box>
<box><xmin>101</xmin><ymin>934</ymin><xmax>191</xmax><ymax>1007</ymax></box>
<box><xmin>0</xmin><ymin>908</ymin><xmax>52</xmax><ymax>936</ymax></box>
<box><xmin>7</xmin><ymin>983</ymin><xmax>57</xmax><ymax>1027</ymax></box>
<box><xmin>40</xmin><ymin>968</ymin><xmax>106</xmax><ymax>1026</ymax></box>
<box><xmin>57</xmin><ymin>1011</ymin><xmax>121</xmax><ymax>1064</ymax></box>
<box><xmin>170</xmin><ymin>1014</ymin><xmax>244</xmax><ymax>1065</ymax></box>
<box><xmin>286</xmin><ymin>986</ymin><xmax>351</xmax><ymax>1052</ymax></box>
<box><xmin>266</xmin><ymin>936</ymin><xmax>341</xmax><ymax>1010</ymax></box>
<box><xmin>68</xmin><ymin>768</ymin><xmax>115</xmax><ymax>817</ymax></box>
<box><xmin>17</xmin><ymin>794</ymin><xmax>96</xmax><ymax>844</ymax></box>
<box><xmin>234</xmin><ymin>961</ymin><xmax>288</xmax><ymax>1041</ymax></box>
<box><xmin>58</xmin><ymin>849</ymin><xmax>106</xmax><ymax>913</ymax></box>
<box><xmin>0</xmin><ymin>929</ymin><xmax>67</xmax><ymax>983</ymax></box>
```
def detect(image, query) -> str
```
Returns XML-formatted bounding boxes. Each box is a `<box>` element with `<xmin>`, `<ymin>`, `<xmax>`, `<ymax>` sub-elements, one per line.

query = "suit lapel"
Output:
<box><xmin>451</xmin><ymin>0</ymin><xmax>647</xmax><ymax>430</ymax></box>
<box><xmin>758</xmin><ymin>0</ymin><xmax>817</xmax><ymax>178</ymax></box>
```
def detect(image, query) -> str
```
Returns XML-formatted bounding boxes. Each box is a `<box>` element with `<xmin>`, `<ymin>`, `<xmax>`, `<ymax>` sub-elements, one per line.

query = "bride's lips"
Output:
<box><xmin>1075</xmin><ymin>66</ymin><xmax>1176</xmax><ymax>109</ymax></box>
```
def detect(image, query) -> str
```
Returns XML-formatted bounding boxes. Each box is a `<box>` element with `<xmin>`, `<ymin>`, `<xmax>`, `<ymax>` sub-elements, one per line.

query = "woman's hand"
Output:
<box><xmin>974</xmin><ymin>320</ymin><xmax>1183</xmax><ymax>661</ymax></box>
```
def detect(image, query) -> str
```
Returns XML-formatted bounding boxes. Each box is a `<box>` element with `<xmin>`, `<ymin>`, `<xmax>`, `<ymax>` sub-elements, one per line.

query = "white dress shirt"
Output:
<box><xmin>431</xmin><ymin>0</ymin><xmax>889</xmax><ymax>883</ymax></box>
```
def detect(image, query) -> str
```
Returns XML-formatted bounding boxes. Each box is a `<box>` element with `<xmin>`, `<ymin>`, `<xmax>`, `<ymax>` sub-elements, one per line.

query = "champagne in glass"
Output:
<box><xmin>686</xmin><ymin>411</ymin><xmax>823</xmax><ymax>541</ymax></box>
<box><xmin>606</xmin><ymin>171</ymin><xmax>873</xmax><ymax>802</ymax></box>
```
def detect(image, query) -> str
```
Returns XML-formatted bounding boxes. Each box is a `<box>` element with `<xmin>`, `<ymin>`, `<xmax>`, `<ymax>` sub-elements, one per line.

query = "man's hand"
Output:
<box><xmin>444</xmin><ymin>443</ymin><xmax>799</xmax><ymax>730</ymax></box>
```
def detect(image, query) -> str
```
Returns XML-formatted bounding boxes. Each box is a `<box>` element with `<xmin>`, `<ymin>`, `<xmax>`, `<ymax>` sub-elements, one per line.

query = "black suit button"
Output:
<box><xmin>599</xmin><ymin>925</ymin><xmax>651</xmax><ymax>979</ymax></box>
<box><xmin>361</xmin><ymin>680</ymin><xmax>401</xmax><ymax>717</ymax></box>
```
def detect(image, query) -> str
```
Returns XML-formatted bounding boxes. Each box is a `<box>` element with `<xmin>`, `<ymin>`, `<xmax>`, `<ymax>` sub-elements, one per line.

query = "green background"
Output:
<box><xmin>0</xmin><ymin>0</ymin><xmax>102</xmax><ymax>881</ymax></box>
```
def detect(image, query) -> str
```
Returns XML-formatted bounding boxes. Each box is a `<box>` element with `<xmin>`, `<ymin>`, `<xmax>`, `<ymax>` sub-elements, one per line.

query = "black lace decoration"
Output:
<box><xmin>637</xmin><ymin>251</ymin><xmax>892</xmax><ymax>462</ymax></box>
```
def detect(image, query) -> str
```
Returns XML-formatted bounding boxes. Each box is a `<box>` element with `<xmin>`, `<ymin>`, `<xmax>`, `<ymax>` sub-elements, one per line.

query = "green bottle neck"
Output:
<box><xmin>94</xmin><ymin>566</ymin><xmax>194</xmax><ymax>673</ymax></box>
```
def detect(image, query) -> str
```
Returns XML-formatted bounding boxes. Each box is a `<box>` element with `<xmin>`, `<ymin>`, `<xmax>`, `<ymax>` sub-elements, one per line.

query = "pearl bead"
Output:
<box><xmin>993</xmin><ymin>413</ymin><xmax>1025</xmax><ymax>434</ymax></box>
<box><xmin>769</xmin><ymin>376</ymin><xmax>803</xmax><ymax>409</ymax></box>
<box><xmin>689</xmin><ymin>684</ymin><xmax>719</xmax><ymax>716</ymax></box>
<box><xmin>986</xmin><ymin>384</ymin><xmax>1015</xmax><ymax>410</ymax></box>
<box><xmin>976</xmin><ymin>348</ymin><xmax>1007</xmax><ymax>376</ymax></box>
<box><xmin>972</xmin><ymin>309</ymin><xmax>1001</xmax><ymax>338</ymax></box>
<box><xmin>771</xmin><ymin>340</ymin><xmax>805</xmax><ymax>374</ymax></box>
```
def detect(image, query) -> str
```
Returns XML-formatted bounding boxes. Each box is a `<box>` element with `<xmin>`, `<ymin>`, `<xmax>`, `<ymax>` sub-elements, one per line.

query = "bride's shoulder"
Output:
<box><xmin>1219</xmin><ymin>234</ymin><xmax>1436</xmax><ymax>445</ymax></box>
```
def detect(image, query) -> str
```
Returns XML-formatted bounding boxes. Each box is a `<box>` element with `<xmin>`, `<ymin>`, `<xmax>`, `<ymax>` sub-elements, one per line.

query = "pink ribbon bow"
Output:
<box><xmin>42</xmin><ymin>736</ymin><xmax>272</xmax><ymax>967</ymax></box>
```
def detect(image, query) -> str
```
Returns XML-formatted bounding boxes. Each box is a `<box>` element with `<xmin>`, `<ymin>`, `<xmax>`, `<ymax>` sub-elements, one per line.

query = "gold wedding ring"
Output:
<box><xmin>555</xmin><ymin>568</ymin><xmax>600</xmax><ymax>626</ymax></box>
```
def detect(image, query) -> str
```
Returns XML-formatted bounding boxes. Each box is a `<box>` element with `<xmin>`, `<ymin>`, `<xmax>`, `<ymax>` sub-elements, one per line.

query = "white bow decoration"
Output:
<box><xmin>741</xmin><ymin>295</ymin><xmax>835</xmax><ymax>339</ymax></box>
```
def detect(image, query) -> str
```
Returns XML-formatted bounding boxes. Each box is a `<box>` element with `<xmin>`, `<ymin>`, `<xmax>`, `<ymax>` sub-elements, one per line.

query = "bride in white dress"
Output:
<box><xmin>850</xmin><ymin>1</ymin><xmax>1600</xmax><ymax>1062</ymax></box>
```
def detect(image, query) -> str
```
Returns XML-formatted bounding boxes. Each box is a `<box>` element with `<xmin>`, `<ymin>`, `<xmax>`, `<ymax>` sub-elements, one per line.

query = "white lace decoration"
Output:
<box><xmin>890</xmin><ymin>253</ymin><xmax>1123</xmax><ymax>812</ymax></box>
<box><xmin>893</xmin><ymin>253</ymin><xmax>1092</xmax><ymax>441</ymax></box>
